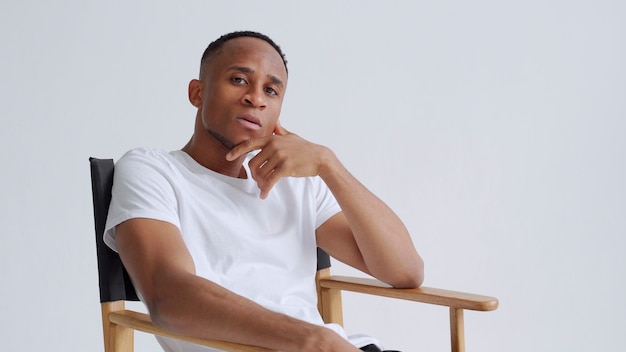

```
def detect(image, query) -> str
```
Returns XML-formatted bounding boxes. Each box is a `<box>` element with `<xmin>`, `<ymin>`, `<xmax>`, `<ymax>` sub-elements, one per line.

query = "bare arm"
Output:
<box><xmin>226</xmin><ymin>123</ymin><xmax>424</xmax><ymax>288</ymax></box>
<box><xmin>316</xmin><ymin>160</ymin><xmax>424</xmax><ymax>288</ymax></box>
<box><xmin>115</xmin><ymin>218</ymin><xmax>359</xmax><ymax>352</ymax></box>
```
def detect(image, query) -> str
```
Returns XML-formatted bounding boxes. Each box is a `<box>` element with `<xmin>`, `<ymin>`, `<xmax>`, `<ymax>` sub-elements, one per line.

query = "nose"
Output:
<box><xmin>241</xmin><ymin>86</ymin><xmax>267</xmax><ymax>109</ymax></box>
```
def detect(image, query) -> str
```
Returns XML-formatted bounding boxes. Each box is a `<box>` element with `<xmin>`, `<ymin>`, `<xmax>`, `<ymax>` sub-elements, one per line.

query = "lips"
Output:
<box><xmin>237</xmin><ymin>115</ymin><xmax>262</xmax><ymax>130</ymax></box>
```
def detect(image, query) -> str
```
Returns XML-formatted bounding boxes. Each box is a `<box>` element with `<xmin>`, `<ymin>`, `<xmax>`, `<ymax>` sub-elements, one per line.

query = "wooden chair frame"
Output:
<box><xmin>90</xmin><ymin>157</ymin><xmax>498</xmax><ymax>352</ymax></box>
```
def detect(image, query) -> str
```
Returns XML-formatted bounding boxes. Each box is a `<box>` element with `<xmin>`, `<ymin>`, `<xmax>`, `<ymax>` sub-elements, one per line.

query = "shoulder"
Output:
<box><xmin>115</xmin><ymin>147</ymin><xmax>184</xmax><ymax>173</ymax></box>
<box><xmin>112</xmin><ymin>147</ymin><xmax>190</xmax><ymax>191</ymax></box>
<box><xmin>117</xmin><ymin>147</ymin><xmax>173</xmax><ymax>165</ymax></box>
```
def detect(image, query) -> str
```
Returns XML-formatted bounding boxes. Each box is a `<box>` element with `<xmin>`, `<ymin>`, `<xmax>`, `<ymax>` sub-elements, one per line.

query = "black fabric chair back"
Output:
<box><xmin>316</xmin><ymin>248</ymin><xmax>331</xmax><ymax>271</ymax></box>
<box><xmin>89</xmin><ymin>157</ymin><xmax>331</xmax><ymax>303</ymax></box>
<box><xmin>90</xmin><ymin>157</ymin><xmax>139</xmax><ymax>303</ymax></box>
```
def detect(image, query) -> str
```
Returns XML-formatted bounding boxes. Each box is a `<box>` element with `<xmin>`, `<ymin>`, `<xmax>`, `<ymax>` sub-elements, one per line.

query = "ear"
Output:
<box><xmin>188</xmin><ymin>79</ymin><xmax>203</xmax><ymax>108</ymax></box>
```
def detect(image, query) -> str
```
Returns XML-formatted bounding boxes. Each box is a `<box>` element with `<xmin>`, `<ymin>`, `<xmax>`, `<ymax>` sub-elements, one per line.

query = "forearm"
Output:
<box><xmin>147</xmin><ymin>271</ymin><xmax>358</xmax><ymax>352</ymax></box>
<box><xmin>115</xmin><ymin>218</ymin><xmax>357</xmax><ymax>352</ymax></box>
<box><xmin>318</xmin><ymin>151</ymin><xmax>424</xmax><ymax>288</ymax></box>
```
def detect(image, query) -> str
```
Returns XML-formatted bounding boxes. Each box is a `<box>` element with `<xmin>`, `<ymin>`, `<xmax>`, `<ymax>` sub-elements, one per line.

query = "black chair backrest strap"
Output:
<box><xmin>317</xmin><ymin>247</ymin><xmax>331</xmax><ymax>271</ymax></box>
<box><xmin>89</xmin><ymin>157</ymin><xmax>139</xmax><ymax>302</ymax></box>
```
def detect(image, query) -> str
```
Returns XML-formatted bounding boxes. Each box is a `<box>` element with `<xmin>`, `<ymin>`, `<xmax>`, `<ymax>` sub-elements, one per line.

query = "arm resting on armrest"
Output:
<box><xmin>107</xmin><ymin>308</ymin><xmax>277</xmax><ymax>352</ymax></box>
<box><xmin>319</xmin><ymin>276</ymin><xmax>498</xmax><ymax>311</ymax></box>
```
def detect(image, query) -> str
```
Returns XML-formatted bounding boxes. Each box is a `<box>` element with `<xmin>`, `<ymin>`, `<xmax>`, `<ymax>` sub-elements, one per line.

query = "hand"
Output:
<box><xmin>226</xmin><ymin>121</ymin><xmax>333</xmax><ymax>199</ymax></box>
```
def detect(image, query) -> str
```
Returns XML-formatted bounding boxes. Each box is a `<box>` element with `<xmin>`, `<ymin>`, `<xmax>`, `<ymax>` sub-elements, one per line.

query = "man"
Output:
<box><xmin>104</xmin><ymin>31</ymin><xmax>424</xmax><ymax>352</ymax></box>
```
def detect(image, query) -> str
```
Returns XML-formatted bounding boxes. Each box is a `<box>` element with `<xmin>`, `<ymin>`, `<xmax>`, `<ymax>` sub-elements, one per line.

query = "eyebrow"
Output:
<box><xmin>228</xmin><ymin>66</ymin><xmax>285</xmax><ymax>88</ymax></box>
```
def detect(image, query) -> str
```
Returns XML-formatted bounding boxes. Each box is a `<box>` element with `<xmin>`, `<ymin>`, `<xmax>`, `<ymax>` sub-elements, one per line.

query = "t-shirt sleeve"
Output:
<box><xmin>104</xmin><ymin>149</ymin><xmax>181</xmax><ymax>252</ymax></box>
<box><xmin>313</xmin><ymin>176</ymin><xmax>342</xmax><ymax>229</ymax></box>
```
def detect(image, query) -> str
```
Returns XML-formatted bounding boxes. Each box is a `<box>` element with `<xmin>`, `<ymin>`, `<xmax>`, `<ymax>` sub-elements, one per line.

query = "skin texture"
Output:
<box><xmin>115</xmin><ymin>36</ymin><xmax>424</xmax><ymax>352</ymax></box>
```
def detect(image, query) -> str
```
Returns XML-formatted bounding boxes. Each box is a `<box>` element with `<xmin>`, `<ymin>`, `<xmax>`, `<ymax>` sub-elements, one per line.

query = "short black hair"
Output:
<box><xmin>200</xmin><ymin>30</ymin><xmax>288</xmax><ymax>75</ymax></box>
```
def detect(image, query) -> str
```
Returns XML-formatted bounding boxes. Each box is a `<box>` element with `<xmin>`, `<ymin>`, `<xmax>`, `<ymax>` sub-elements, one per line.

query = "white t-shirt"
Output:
<box><xmin>104</xmin><ymin>148</ymin><xmax>382</xmax><ymax>351</ymax></box>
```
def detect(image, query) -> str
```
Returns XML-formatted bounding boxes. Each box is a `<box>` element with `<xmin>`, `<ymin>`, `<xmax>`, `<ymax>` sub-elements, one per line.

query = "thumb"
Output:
<box><xmin>274</xmin><ymin>119</ymin><xmax>289</xmax><ymax>136</ymax></box>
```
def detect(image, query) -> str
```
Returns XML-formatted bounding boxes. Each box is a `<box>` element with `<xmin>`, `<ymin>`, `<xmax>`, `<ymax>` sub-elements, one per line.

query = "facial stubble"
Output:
<box><xmin>207</xmin><ymin>128</ymin><xmax>236</xmax><ymax>150</ymax></box>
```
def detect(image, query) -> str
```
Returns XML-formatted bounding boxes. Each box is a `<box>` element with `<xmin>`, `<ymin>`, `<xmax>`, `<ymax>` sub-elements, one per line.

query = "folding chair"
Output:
<box><xmin>90</xmin><ymin>157</ymin><xmax>498</xmax><ymax>352</ymax></box>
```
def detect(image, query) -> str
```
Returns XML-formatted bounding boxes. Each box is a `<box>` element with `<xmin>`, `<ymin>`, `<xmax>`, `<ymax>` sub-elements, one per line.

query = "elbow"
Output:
<box><xmin>140</xmin><ymin>271</ymin><xmax>199</xmax><ymax>333</ymax></box>
<box><xmin>143</xmin><ymin>293</ymin><xmax>168</xmax><ymax>329</ymax></box>
<box><xmin>391</xmin><ymin>258</ymin><xmax>424</xmax><ymax>289</ymax></box>
<box><xmin>143</xmin><ymin>291</ymin><xmax>181</xmax><ymax>332</ymax></box>
<box><xmin>371</xmin><ymin>253</ymin><xmax>425</xmax><ymax>288</ymax></box>
<box><xmin>392</xmin><ymin>270</ymin><xmax>424</xmax><ymax>289</ymax></box>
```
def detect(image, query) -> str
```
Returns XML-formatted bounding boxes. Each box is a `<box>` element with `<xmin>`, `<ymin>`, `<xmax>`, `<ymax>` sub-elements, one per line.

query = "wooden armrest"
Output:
<box><xmin>108</xmin><ymin>310</ymin><xmax>277</xmax><ymax>352</ymax></box>
<box><xmin>319</xmin><ymin>276</ymin><xmax>498</xmax><ymax>312</ymax></box>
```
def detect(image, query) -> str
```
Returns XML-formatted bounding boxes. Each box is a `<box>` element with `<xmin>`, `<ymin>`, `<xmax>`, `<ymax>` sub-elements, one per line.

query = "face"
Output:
<box><xmin>189</xmin><ymin>37</ymin><xmax>288</xmax><ymax>150</ymax></box>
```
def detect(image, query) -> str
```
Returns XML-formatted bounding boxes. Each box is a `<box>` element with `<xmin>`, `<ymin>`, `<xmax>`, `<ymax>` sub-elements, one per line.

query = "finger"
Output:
<box><xmin>225</xmin><ymin>137</ymin><xmax>268</xmax><ymax>161</ymax></box>
<box><xmin>247</xmin><ymin>149</ymin><xmax>273</xmax><ymax>181</ymax></box>
<box><xmin>273</xmin><ymin>120</ymin><xmax>289</xmax><ymax>136</ymax></box>
<box><xmin>259</xmin><ymin>166</ymin><xmax>284</xmax><ymax>200</ymax></box>
<box><xmin>256</xmin><ymin>154</ymin><xmax>281</xmax><ymax>181</ymax></box>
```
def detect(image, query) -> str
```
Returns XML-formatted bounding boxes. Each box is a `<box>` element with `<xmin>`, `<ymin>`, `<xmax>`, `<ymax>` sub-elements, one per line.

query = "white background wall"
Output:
<box><xmin>1</xmin><ymin>1</ymin><xmax>624</xmax><ymax>351</ymax></box>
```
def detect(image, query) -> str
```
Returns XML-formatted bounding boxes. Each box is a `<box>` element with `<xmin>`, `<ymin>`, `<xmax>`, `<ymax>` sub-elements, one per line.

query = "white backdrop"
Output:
<box><xmin>1</xmin><ymin>1</ymin><xmax>625</xmax><ymax>351</ymax></box>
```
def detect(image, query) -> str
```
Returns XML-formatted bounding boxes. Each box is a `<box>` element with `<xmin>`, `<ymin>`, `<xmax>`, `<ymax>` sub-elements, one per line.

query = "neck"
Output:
<box><xmin>181</xmin><ymin>134</ymin><xmax>247</xmax><ymax>179</ymax></box>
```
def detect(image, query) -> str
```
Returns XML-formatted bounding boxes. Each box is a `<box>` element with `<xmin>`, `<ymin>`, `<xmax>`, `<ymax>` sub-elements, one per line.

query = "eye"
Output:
<box><xmin>264</xmin><ymin>87</ymin><xmax>278</xmax><ymax>96</ymax></box>
<box><xmin>231</xmin><ymin>77</ymin><xmax>247</xmax><ymax>85</ymax></box>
